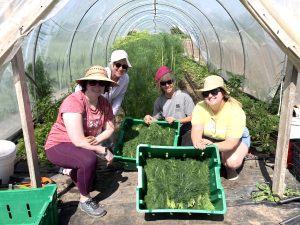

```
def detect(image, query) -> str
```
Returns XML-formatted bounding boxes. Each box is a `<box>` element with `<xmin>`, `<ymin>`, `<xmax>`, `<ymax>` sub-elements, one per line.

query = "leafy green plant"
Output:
<box><xmin>112</xmin><ymin>32</ymin><xmax>184</xmax><ymax>118</ymax></box>
<box><xmin>178</xmin><ymin>57</ymin><xmax>209</xmax><ymax>86</ymax></box>
<box><xmin>16</xmin><ymin>91</ymin><xmax>69</xmax><ymax>166</ymax></box>
<box><xmin>144</xmin><ymin>158</ymin><xmax>214</xmax><ymax>210</ymax></box>
<box><xmin>170</xmin><ymin>26</ymin><xmax>187</xmax><ymax>38</ymax></box>
<box><xmin>17</xmin><ymin>122</ymin><xmax>53</xmax><ymax>167</ymax></box>
<box><xmin>250</xmin><ymin>182</ymin><xmax>300</xmax><ymax>202</ymax></box>
<box><xmin>226</xmin><ymin>75</ymin><xmax>279</xmax><ymax>153</ymax></box>
<box><xmin>121</xmin><ymin>123</ymin><xmax>177</xmax><ymax>158</ymax></box>
<box><xmin>16</xmin><ymin>58</ymin><xmax>70</xmax><ymax>166</ymax></box>
<box><xmin>26</xmin><ymin>57</ymin><xmax>53</xmax><ymax>102</ymax></box>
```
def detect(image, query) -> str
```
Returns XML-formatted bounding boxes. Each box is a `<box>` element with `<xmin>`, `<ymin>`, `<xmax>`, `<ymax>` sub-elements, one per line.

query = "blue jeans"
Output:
<box><xmin>241</xmin><ymin>127</ymin><xmax>251</xmax><ymax>148</ymax></box>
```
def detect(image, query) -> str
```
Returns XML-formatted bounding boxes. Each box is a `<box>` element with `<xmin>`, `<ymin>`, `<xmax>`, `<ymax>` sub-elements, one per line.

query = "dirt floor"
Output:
<box><xmin>14</xmin><ymin>153</ymin><xmax>298</xmax><ymax>225</ymax></box>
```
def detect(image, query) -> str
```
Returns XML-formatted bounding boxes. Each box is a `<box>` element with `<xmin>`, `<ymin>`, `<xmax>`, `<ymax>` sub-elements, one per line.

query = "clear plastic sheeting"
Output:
<box><xmin>0</xmin><ymin>0</ymin><xmax>68</xmax><ymax>139</ymax></box>
<box><xmin>21</xmin><ymin>0</ymin><xmax>288</xmax><ymax>99</ymax></box>
<box><xmin>0</xmin><ymin>0</ymin><xmax>68</xmax><ymax>66</ymax></box>
<box><xmin>0</xmin><ymin>0</ymin><xmax>299</xmax><ymax>139</ymax></box>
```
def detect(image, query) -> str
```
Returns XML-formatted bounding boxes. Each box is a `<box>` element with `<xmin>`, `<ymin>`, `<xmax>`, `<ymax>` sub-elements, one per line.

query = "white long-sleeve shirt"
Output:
<box><xmin>103</xmin><ymin>67</ymin><xmax>129</xmax><ymax>116</ymax></box>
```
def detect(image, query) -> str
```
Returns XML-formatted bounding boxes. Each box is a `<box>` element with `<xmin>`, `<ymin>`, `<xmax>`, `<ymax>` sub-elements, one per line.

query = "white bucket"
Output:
<box><xmin>0</xmin><ymin>140</ymin><xmax>16</xmax><ymax>184</ymax></box>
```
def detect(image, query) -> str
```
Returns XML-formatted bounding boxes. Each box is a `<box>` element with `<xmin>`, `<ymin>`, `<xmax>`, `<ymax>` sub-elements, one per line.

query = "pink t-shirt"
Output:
<box><xmin>45</xmin><ymin>91</ymin><xmax>113</xmax><ymax>150</ymax></box>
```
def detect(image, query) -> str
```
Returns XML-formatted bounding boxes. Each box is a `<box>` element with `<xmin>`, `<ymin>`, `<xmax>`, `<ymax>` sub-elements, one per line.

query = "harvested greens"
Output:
<box><xmin>122</xmin><ymin>123</ymin><xmax>177</xmax><ymax>158</ymax></box>
<box><xmin>144</xmin><ymin>158</ymin><xmax>215</xmax><ymax>210</ymax></box>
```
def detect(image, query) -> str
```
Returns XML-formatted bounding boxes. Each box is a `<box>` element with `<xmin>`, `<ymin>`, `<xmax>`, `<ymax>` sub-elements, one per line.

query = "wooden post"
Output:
<box><xmin>272</xmin><ymin>59</ymin><xmax>298</xmax><ymax>196</ymax></box>
<box><xmin>11</xmin><ymin>48</ymin><xmax>41</xmax><ymax>188</ymax></box>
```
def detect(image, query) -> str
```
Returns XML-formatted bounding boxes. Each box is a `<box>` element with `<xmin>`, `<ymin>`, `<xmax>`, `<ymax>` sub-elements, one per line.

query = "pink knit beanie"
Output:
<box><xmin>155</xmin><ymin>66</ymin><xmax>173</xmax><ymax>82</ymax></box>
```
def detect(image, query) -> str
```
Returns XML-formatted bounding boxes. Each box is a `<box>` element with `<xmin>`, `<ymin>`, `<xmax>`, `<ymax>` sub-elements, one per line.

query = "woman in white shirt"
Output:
<box><xmin>76</xmin><ymin>49</ymin><xmax>131</xmax><ymax>116</ymax></box>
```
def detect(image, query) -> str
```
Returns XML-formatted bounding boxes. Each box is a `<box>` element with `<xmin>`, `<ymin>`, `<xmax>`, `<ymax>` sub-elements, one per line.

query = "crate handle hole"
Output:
<box><xmin>6</xmin><ymin>205</ymin><xmax>13</xmax><ymax>219</ymax></box>
<box><xmin>26</xmin><ymin>203</ymin><xmax>32</xmax><ymax>217</ymax></box>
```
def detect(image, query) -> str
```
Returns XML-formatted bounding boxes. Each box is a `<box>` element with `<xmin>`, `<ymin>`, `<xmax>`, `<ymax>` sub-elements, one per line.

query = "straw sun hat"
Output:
<box><xmin>200</xmin><ymin>75</ymin><xmax>230</xmax><ymax>94</ymax></box>
<box><xmin>76</xmin><ymin>66</ymin><xmax>118</xmax><ymax>86</ymax></box>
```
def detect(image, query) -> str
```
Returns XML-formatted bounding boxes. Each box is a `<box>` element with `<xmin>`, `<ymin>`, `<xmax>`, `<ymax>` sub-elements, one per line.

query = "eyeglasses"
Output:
<box><xmin>160</xmin><ymin>79</ymin><xmax>173</xmax><ymax>86</ymax></box>
<box><xmin>202</xmin><ymin>88</ymin><xmax>221</xmax><ymax>98</ymax></box>
<box><xmin>114</xmin><ymin>63</ymin><xmax>128</xmax><ymax>70</ymax></box>
<box><xmin>87</xmin><ymin>80</ymin><xmax>107</xmax><ymax>86</ymax></box>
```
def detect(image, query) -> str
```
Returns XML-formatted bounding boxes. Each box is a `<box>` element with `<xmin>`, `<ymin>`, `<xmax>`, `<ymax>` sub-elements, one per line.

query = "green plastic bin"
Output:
<box><xmin>136</xmin><ymin>144</ymin><xmax>227</xmax><ymax>214</ymax></box>
<box><xmin>114</xmin><ymin>117</ymin><xmax>180</xmax><ymax>170</ymax></box>
<box><xmin>0</xmin><ymin>184</ymin><xmax>58</xmax><ymax>225</ymax></box>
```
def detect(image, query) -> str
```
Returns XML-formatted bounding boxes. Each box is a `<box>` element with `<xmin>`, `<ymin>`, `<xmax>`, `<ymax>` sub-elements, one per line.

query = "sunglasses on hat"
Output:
<box><xmin>202</xmin><ymin>88</ymin><xmax>221</xmax><ymax>98</ymax></box>
<box><xmin>160</xmin><ymin>79</ymin><xmax>173</xmax><ymax>86</ymax></box>
<box><xmin>88</xmin><ymin>80</ymin><xmax>108</xmax><ymax>86</ymax></box>
<box><xmin>114</xmin><ymin>63</ymin><xmax>128</xmax><ymax>70</ymax></box>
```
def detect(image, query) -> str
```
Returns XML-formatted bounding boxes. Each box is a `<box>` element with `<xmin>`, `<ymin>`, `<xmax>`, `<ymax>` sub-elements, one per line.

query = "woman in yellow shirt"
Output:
<box><xmin>191</xmin><ymin>75</ymin><xmax>250</xmax><ymax>180</ymax></box>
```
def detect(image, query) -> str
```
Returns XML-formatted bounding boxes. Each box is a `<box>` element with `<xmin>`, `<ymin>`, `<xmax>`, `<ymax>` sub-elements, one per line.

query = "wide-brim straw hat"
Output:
<box><xmin>200</xmin><ymin>75</ymin><xmax>230</xmax><ymax>94</ymax></box>
<box><xmin>76</xmin><ymin>66</ymin><xmax>118</xmax><ymax>86</ymax></box>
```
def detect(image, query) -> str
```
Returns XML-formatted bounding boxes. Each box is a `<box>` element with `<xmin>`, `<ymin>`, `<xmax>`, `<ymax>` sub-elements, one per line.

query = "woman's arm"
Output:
<box><xmin>63</xmin><ymin>113</ymin><xmax>106</xmax><ymax>154</ymax></box>
<box><xmin>191</xmin><ymin>124</ymin><xmax>207</xmax><ymax>150</ymax></box>
<box><xmin>95</xmin><ymin>119</ymin><xmax>115</xmax><ymax>143</ymax></box>
<box><xmin>111</xmin><ymin>75</ymin><xmax>129</xmax><ymax>115</ymax></box>
<box><xmin>165</xmin><ymin>115</ymin><xmax>192</xmax><ymax>124</ymax></box>
<box><xmin>63</xmin><ymin>112</ymin><xmax>113</xmax><ymax>164</ymax></box>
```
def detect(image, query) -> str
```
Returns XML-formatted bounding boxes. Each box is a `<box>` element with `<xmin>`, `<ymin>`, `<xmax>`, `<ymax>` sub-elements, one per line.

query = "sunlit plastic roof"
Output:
<box><xmin>0</xmin><ymin>0</ymin><xmax>299</xmax><ymax>139</ymax></box>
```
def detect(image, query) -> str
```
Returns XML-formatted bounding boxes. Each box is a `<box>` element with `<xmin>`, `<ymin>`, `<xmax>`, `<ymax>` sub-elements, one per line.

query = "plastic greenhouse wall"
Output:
<box><xmin>0</xmin><ymin>0</ymin><xmax>299</xmax><ymax>140</ymax></box>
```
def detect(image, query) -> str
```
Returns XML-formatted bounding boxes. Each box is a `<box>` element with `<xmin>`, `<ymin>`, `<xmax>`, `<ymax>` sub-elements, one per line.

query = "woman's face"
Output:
<box><xmin>203</xmin><ymin>88</ymin><xmax>224</xmax><ymax>107</ymax></box>
<box><xmin>159</xmin><ymin>74</ymin><xmax>175</xmax><ymax>95</ymax></box>
<box><xmin>86</xmin><ymin>80</ymin><xmax>107</xmax><ymax>96</ymax></box>
<box><xmin>112</xmin><ymin>58</ymin><xmax>128</xmax><ymax>79</ymax></box>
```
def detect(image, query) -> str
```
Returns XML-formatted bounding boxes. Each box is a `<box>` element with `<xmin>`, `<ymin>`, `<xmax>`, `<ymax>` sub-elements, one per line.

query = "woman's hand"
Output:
<box><xmin>105</xmin><ymin>149</ymin><xmax>114</xmax><ymax>166</ymax></box>
<box><xmin>144</xmin><ymin>115</ymin><xmax>154</xmax><ymax>125</ymax></box>
<box><xmin>165</xmin><ymin>116</ymin><xmax>176</xmax><ymax>124</ymax></box>
<box><xmin>193</xmin><ymin>138</ymin><xmax>213</xmax><ymax>150</ymax></box>
<box><xmin>86</xmin><ymin>136</ymin><xmax>100</xmax><ymax>145</ymax></box>
<box><xmin>96</xmin><ymin>146</ymin><xmax>114</xmax><ymax>165</ymax></box>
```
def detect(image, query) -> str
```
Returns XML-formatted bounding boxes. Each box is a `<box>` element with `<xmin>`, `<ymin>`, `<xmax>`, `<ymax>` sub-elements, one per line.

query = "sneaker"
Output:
<box><xmin>58</xmin><ymin>167</ymin><xmax>71</xmax><ymax>176</ymax></box>
<box><xmin>226</xmin><ymin>168</ymin><xmax>239</xmax><ymax>181</ymax></box>
<box><xmin>79</xmin><ymin>198</ymin><xmax>107</xmax><ymax>217</ymax></box>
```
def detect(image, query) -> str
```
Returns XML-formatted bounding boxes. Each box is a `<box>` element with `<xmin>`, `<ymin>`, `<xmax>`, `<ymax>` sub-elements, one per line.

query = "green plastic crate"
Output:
<box><xmin>136</xmin><ymin>144</ymin><xmax>227</xmax><ymax>214</ymax></box>
<box><xmin>0</xmin><ymin>184</ymin><xmax>58</xmax><ymax>225</ymax></box>
<box><xmin>114</xmin><ymin>117</ymin><xmax>180</xmax><ymax>170</ymax></box>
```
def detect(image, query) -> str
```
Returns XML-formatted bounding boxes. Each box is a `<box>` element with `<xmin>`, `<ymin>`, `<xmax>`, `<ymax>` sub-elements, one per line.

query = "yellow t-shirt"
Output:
<box><xmin>191</xmin><ymin>100</ymin><xmax>246</xmax><ymax>140</ymax></box>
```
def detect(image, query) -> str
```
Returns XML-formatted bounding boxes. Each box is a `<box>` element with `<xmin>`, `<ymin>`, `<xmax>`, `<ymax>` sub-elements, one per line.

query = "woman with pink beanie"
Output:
<box><xmin>144</xmin><ymin>66</ymin><xmax>195</xmax><ymax>145</ymax></box>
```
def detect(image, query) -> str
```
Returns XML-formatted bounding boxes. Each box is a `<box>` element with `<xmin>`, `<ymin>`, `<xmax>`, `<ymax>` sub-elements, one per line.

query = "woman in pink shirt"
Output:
<box><xmin>44</xmin><ymin>66</ymin><xmax>117</xmax><ymax>217</ymax></box>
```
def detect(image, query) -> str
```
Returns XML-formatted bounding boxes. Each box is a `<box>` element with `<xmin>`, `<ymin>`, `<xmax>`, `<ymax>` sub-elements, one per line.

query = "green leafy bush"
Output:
<box><xmin>16</xmin><ymin>92</ymin><xmax>69</xmax><ymax>166</ymax></box>
<box><xmin>226</xmin><ymin>75</ymin><xmax>279</xmax><ymax>153</ymax></box>
<box><xmin>112</xmin><ymin>32</ymin><xmax>184</xmax><ymax>118</ymax></box>
<box><xmin>179</xmin><ymin>57</ymin><xmax>209</xmax><ymax>85</ymax></box>
<box><xmin>17</xmin><ymin>122</ymin><xmax>53</xmax><ymax>166</ymax></box>
<box><xmin>251</xmin><ymin>182</ymin><xmax>300</xmax><ymax>202</ymax></box>
<box><xmin>26</xmin><ymin>57</ymin><xmax>53</xmax><ymax>101</ymax></box>
<box><xmin>144</xmin><ymin>158</ymin><xmax>214</xmax><ymax>210</ymax></box>
<box><xmin>16</xmin><ymin>58</ymin><xmax>70</xmax><ymax>166</ymax></box>
<box><xmin>122</xmin><ymin>123</ymin><xmax>177</xmax><ymax>158</ymax></box>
